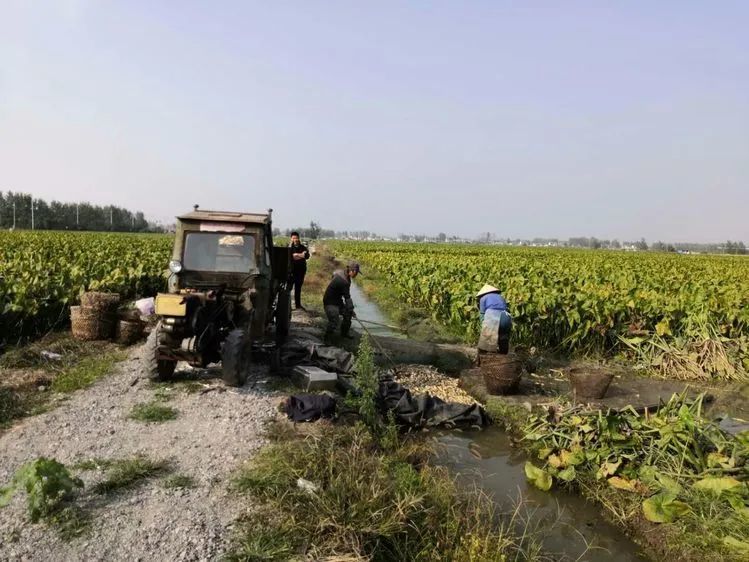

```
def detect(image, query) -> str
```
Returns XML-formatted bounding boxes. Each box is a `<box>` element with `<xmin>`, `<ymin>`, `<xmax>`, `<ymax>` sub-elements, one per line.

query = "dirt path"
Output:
<box><xmin>0</xmin><ymin>345</ymin><xmax>280</xmax><ymax>562</ymax></box>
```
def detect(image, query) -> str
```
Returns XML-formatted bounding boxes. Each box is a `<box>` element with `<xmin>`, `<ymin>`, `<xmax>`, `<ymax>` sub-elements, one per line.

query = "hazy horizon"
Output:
<box><xmin>1</xmin><ymin>1</ymin><xmax>747</xmax><ymax>243</ymax></box>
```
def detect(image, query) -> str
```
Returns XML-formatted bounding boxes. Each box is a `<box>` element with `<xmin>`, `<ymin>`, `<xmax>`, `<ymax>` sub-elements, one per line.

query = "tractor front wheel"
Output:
<box><xmin>222</xmin><ymin>328</ymin><xmax>251</xmax><ymax>387</ymax></box>
<box><xmin>142</xmin><ymin>321</ymin><xmax>178</xmax><ymax>381</ymax></box>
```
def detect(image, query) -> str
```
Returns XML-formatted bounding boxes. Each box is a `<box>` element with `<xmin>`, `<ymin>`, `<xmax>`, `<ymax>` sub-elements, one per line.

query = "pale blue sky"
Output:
<box><xmin>1</xmin><ymin>1</ymin><xmax>747</xmax><ymax>241</ymax></box>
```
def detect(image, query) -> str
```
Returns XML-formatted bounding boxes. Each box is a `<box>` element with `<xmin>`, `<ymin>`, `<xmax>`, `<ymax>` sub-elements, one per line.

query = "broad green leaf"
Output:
<box><xmin>722</xmin><ymin>536</ymin><xmax>749</xmax><ymax>553</ymax></box>
<box><xmin>727</xmin><ymin>496</ymin><xmax>749</xmax><ymax>518</ymax></box>
<box><xmin>642</xmin><ymin>493</ymin><xmax>690</xmax><ymax>523</ymax></box>
<box><xmin>547</xmin><ymin>454</ymin><xmax>563</xmax><ymax>469</ymax></box>
<box><xmin>558</xmin><ymin>466</ymin><xmax>577</xmax><ymax>482</ymax></box>
<box><xmin>596</xmin><ymin>459</ymin><xmax>621</xmax><ymax>480</ymax></box>
<box><xmin>560</xmin><ymin>448</ymin><xmax>585</xmax><ymax>467</ymax></box>
<box><xmin>537</xmin><ymin>447</ymin><xmax>553</xmax><ymax>461</ymax></box>
<box><xmin>608</xmin><ymin>476</ymin><xmax>638</xmax><ymax>492</ymax></box>
<box><xmin>692</xmin><ymin>477</ymin><xmax>743</xmax><ymax>495</ymax></box>
<box><xmin>524</xmin><ymin>462</ymin><xmax>552</xmax><ymax>492</ymax></box>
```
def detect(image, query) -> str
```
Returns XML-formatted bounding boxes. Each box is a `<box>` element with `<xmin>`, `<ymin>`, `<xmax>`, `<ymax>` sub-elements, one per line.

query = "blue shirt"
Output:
<box><xmin>479</xmin><ymin>293</ymin><xmax>508</xmax><ymax>315</ymax></box>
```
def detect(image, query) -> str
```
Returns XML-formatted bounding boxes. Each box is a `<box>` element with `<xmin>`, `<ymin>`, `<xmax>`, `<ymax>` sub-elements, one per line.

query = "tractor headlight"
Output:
<box><xmin>169</xmin><ymin>260</ymin><xmax>183</xmax><ymax>273</ymax></box>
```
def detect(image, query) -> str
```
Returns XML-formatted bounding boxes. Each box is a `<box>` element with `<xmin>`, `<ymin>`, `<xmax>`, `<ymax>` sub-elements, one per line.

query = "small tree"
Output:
<box><xmin>309</xmin><ymin>221</ymin><xmax>321</xmax><ymax>240</ymax></box>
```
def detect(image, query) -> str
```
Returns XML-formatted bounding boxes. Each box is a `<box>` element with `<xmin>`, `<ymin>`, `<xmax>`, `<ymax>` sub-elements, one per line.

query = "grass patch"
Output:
<box><xmin>51</xmin><ymin>351</ymin><xmax>127</xmax><ymax>393</ymax></box>
<box><xmin>0</xmin><ymin>335</ymin><xmax>126</xmax><ymax>429</ymax></box>
<box><xmin>229</xmin><ymin>423</ymin><xmax>543</xmax><ymax>561</ymax></box>
<box><xmin>129</xmin><ymin>401</ymin><xmax>178</xmax><ymax>422</ymax></box>
<box><xmin>484</xmin><ymin>397</ymin><xmax>532</xmax><ymax>432</ymax></box>
<box><xmin>72</xmin><ymin>458</ymin><xmax>114</xmax><ymax>471</ymax></box>
<box><xmin>48</xmin><ymin>505</ymin><xmax>91</xmax><ymax>540</ymax></box>
<box><xmin>161</xmin><ymin>474</ymin><xmax>197</xmax><ymax>489</ymax></box>
<box><xmin>92</xmin><ymin>456</ymin><xmax>170</xmax><ymax>494</ymax></box>
<box><xmin>0</xmin><ymin>387</ymin><xmax>24</xmax><ymax>428</ymax></box>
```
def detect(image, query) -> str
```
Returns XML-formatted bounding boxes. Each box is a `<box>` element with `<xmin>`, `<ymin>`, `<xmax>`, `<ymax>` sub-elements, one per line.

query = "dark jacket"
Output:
<box><xmin>323</xmin><ymin>270</ymin><xmax>353</xmax><ymax>308</ymax></box>
<box><xmin>290</xmin><ymin>243</ymin><xmax>310</xmax><ymax>274</ymax></box>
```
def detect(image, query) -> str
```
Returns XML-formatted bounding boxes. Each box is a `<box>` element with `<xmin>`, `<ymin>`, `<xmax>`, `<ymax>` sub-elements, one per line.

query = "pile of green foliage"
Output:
<box><xmin>521</xmin><ymin>393</ymin><xmax>749</xmax><ymax>559</ymax></box>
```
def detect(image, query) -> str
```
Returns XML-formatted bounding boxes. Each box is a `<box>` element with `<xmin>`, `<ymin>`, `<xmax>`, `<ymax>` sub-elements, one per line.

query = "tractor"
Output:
<box><xmin>142</xmin><ymin>206</ymin><xmax>291</xmax><ymax>386</ymax></box>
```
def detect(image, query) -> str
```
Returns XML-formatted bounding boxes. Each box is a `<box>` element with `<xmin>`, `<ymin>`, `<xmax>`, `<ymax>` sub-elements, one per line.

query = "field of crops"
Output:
<box><xmin>0</xmin><ymin>231</ymin><xmax>172</xmax><ymax>343</ymax></box>
<box><xmin>330</xmin><ymin>242</ymin><xmax>749</xmax><ymax>380</ymax></box>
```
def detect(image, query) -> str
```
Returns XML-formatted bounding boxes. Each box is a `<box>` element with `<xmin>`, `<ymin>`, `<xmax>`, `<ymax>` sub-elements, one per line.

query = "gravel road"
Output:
<box><xmin>0</xmin><ymin>345</ymin><xmax>280</xmax><ymax>562</ymax></box>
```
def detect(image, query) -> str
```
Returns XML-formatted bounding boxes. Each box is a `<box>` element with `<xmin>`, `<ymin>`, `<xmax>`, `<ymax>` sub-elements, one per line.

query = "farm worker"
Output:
<box><xmin>289</xmin><ymin>231</ymin><xmax>310</xmax><ymax>310</ymax></box>
<box><xmin>323</xmin><ymin>262</ymin><xmax>361</xmax><ymax>341</ymax></box>
<box><xmin>476</xmin><ymin>284</ymin><xmax>512</xmax><ymax>354</ymax></box>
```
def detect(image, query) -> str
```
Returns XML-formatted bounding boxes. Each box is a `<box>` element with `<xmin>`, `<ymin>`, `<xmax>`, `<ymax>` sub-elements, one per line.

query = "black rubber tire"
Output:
<box><xmin>222</xmin><ymin>328</ymin><xmax>251</xmax><ymax>387</ymax></box>
<box><xmin>269</xmin><ymin>348</ymin><xmax>282</xmax><ymax>375</ymax></box>
<box><xmin>275</xmin><ymin>289</ymin><xmax>291</xmax><ymax>344</ymax></box>
<box><xmin>142</xmin><ymin>322</ymin><xmax>177</xmax><ymax>381</ymax></box>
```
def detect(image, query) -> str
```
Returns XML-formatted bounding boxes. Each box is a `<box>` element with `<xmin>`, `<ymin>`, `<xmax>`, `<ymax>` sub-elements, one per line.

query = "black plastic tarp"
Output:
<box><xmin>377</xmin><ymin>378</ymin><xmax>488</xmax><ymax>429</ymax></box>
<box><xmin>280</xmin><ymin>337</ymin><xmax>355</xmax><ymax>374</ymax></box>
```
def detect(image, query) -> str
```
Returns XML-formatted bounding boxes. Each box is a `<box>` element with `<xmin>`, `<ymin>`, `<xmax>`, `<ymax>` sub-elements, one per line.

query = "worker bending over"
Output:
<box><xmin>323</xmin><ymin>262</ymin><xmax>361</xmax><ymax>342</ymax></box>
<box><xmin>477</xmin><ymin>284</ymin><xmax>512</xmax><ymax>354</ymax></box>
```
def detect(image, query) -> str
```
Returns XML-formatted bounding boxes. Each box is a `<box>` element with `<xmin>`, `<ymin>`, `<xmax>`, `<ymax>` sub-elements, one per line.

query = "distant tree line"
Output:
<box><xmin>0</xmin><ymin>191</ymin><xmax>164</xmax><ymax>232</ymax></box>
<box><xmin>272</xmin><ymin>219</ymin><xmax>747</xmax><ymax>255</ymax></box>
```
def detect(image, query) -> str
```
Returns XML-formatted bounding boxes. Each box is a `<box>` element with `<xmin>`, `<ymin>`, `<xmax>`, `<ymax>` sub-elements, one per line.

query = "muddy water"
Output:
<box><xmin>350</xmin><ymin>284</ymin><xmax>646</xmax><ymax>560</ymax></box>
<box><xmin>436</xmin><ymin>430</ymin><xmax>646</xmax><ymax>560</ymax></box>
<box><xmin>349</xmin><ymin>281</ymin><xmax>404</xmax><ymax>338</ymax></box>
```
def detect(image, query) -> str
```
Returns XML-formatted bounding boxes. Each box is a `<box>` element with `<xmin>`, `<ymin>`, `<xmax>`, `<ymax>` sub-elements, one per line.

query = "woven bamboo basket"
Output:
<box><xmin>80</xmin><ymin>291</ymin><xmax>121</xmax><ymax>313</ymax></box>
<box><xmin>115</xmin><ymin>320</ymin><xmax>144</xmax><ymax>345</ymax></box>
<box><xmin>479</xmin><ymin>353</ymin><xmax>523</xmax><ymax>395</ymax></box>
<box><xmin>568</xmin><ymin>368</ymin><xmax>614</xmax><ymax>401</ymax></box>
<box><xmin>71</xmin><ymin>306</ymin><xmax>102</xmax><ymax>341</ymax></box>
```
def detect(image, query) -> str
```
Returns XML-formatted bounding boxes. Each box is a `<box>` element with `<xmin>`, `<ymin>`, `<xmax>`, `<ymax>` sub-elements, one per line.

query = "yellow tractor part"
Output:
<box><xmin>155</xmin><ymin>293</ymin><xmax>187</xmax><ymax>317</ymax></box>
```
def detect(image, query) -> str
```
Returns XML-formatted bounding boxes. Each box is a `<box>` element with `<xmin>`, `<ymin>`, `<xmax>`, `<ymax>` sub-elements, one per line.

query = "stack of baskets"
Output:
<box><xmin>479</xmin><ymin>352</ymin><xmax>523</xmax><ymax>395</ymax></box>
<box><xmin>115</xmin><ymin>318</ymin><xmax>144</xmax><ymax>345</ymax></box>
<box><xmin>70</xmin><ymin>292</ymin><xmax>121</xmax><ymax>341</ymax></box>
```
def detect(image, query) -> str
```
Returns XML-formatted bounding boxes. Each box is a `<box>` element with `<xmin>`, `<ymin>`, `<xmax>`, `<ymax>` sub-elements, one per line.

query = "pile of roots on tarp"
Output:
<box><xmin>279</xmin><ymin>336</ymin><xmax>488</xmax><ymax>429</ymax></box>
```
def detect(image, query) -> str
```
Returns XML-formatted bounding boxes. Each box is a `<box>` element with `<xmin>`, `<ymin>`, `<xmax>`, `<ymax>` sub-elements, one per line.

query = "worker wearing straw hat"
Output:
<box><xmin>476</xmin><ymin>284</ymin><xmax>512</xmax><ymax>354</ymax></box>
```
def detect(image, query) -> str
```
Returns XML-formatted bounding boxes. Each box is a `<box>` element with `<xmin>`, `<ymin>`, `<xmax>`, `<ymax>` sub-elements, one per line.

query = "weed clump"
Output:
<box><xmin>161</xmin><ymin>474</ymin><xmax>196</xmax><ymax>489</ymax></box>
<box><xmin>129</xmin><ymin>401</ymin><xmax>178</xmax><ymax>423</ymax></box>
<box><xmin>51</xmin><ymin>351</ymin><xmax>126</xmax><ymax>393</ymax></box>
<box><xmin>93</xmin><ymin>456</ymin><xmax>170</xmax><ymax>494</ymax></box>
<box><xmin>0</xmin><ymin>457</ymin><xmax>89</xmax><ymax>539</ymax></box>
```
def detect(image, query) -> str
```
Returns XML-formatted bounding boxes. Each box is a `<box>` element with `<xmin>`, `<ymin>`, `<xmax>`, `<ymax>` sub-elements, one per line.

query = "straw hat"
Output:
<box><xmin>476</xmin><ymin>284</ymin><xmax>500</xmax><ymax>297</ymax></box>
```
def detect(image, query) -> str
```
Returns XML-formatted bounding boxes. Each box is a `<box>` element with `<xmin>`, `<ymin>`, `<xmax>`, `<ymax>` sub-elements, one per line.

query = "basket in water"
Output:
<box><xmin>80</xmin><ymin>291</ymin><xmax>121</xmax><ymax>314</ymax></box>
<box><xmin>568</xmin><ymin>368</ymin><xmax>614</xmax><ymax>401</ymax></box>
<box><xmin>116</xmin><ymin>320</ymin><xmax>144</xmax><ymax>345</ymax></box>
<box><xmin>479</xmin><ymin>353</ymin><xmax>523</xmax><ymax>395</ymax></box>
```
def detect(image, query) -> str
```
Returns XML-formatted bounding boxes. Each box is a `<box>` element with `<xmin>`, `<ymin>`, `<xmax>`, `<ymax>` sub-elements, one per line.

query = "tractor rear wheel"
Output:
<box><xmin>142</xmin><ymin>321</ymin><xmax>177</xmax><ymax>381</ymax></box>
<box><xmin>222</xmin><ymin>328</ymin><xmax>251</xmax><ymax>387</ymax></box>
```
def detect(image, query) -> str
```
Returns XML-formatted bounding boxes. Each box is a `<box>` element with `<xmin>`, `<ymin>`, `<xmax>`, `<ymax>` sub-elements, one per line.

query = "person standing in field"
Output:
<box><xmin>289</xmin><ymin>231</ymin><xmax>310</xmax><ymax>310</ymax></box>
<box><xmin>477</xmin><ymin>284</ymin><xmax>512</xmax><ymax>354</ymax></box>
<box><xmin>323</xmin><ymin>262</ymin><xmax>360</xmax><ymax>341</ymax></box>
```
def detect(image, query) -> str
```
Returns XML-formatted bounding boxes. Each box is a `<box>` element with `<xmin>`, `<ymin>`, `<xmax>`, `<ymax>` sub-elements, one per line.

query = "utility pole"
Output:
<box><xmin>12</xmin><ymin>201</ymin><xmax>16</xmax><ymax>229</ymax></box>
<box><xmin>110</xmin><ymin>206</ymin><xmax>113</xmax><ymax>230</ymax></box>
<box><xmin>31</xmin><ymin>198</ymin><xmax>35</xmax><ymax>230</ymax></box>
<box><xmin>76</xmin><ymin>203</ymin><xmax>79</xmax><ymax>228</ymax></box>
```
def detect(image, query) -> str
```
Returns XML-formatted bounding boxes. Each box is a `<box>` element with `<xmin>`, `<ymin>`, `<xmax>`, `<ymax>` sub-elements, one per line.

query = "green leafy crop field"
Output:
<box><xmin>0</xmin><ymin>231</ymin><xmax>172</xmax><ymax>342</ymax></box>
<box><xmin>330</xmin><ymin>242</ymin><xmax>749</xmax><ymax>380</ymax></box>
